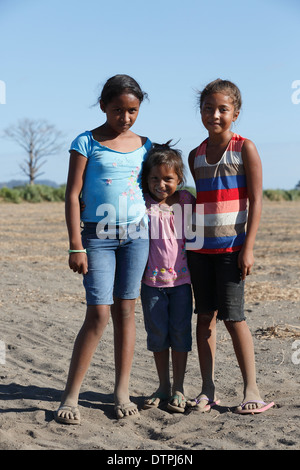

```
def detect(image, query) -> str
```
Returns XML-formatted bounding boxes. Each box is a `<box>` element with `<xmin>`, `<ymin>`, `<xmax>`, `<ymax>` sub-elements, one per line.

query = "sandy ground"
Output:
<box><xmin>0</xmin><ymin>200</ymin><xmax>299</xmax><ymax>452</ymax></box>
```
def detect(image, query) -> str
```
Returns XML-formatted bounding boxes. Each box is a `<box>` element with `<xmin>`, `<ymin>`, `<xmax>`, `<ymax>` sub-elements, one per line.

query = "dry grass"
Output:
<box><xmin>246</xmin><ymin>200</ymin><xmax>300</xmax><ymax>302</ymax></box>
<box><xmin>255</xmin><ymin>324</ymin><xmax>300</xmax><ymax>339</ymax></box>
<box><xmin>1</xmin><ymin>199</ymin><xmax>299</xmax><ymax>305</ymax></box>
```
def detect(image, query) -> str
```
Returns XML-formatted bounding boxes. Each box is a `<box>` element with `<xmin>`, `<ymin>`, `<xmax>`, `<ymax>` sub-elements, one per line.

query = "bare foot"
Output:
<box><xmin>167</xmin><ymin>391</ymin><xmax>186</xmax><ymax>413</ymax></box>
<box><xmin>186</xmin><ymin>394</ymin><xmax>219</xmax><ymax>412</ymax></box>
<box><xmin>143</xmin><ymin>386</ymin><xmax>171</xmax><ymax>409</ymax></box>
<box><xmin>54</xmin><ymin>403</ymin><xmax>81</xmax><ymax>424</ymax></box>
<box><xmin>234</xmin><ymin>399</ymin><xmax>274</xmax><ymax>414</ymax></box>
<box><xmin>143</xmin><ymin>393</ymin><xmax>170</xmax><ymax>409</ymax></box>
<box><xmin>114</xmin><ymin>401</ymin><xmax>139</xmax><ymax>419</ymax></box>
<box><xmin>236</xmin><ymin>387</ymin><xmax>263</xmax><ymax>412</ymax></box>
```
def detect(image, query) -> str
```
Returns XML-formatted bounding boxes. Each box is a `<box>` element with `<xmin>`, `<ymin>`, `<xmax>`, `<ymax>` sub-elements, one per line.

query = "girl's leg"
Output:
<box><xmin>167</xmin><ymin>284</ymin><xmax>192</xmax><ymax>409</ymax></box>
<box><xmin>143</xmin><ymin>350</ymin><xmax>171</xmax><ymax>408</ymax></box>
<box><xmin>186</xmin><ymin>252</ymin><xmax>218</xmax><ymax>409</ymax></box>
<box><xmin>141</xmin><ymin>284</ymin><xmax>171</xmax><ymax>407</ymax></box>
<box><xmin>168</xmin><ymin>349</ymin><xmax>188</xmax><ymax>413</ymax></box>
<box><xmin>112</xmin><ymin>235</ymin><xmax>149</xmax><ymax>417</ymax></box>
<box><xmin>149</xmin><ymin>349</ymin><xmax>171</xmax><ymax>403</ymax></box>
<box><xmin>224</xmin><ymin>320</ymin><xmax>262</xmax><ymax>410</ymax></box>
<box><xmin>154</xmin><ymin>349</ymin><xmax>171</xmax><ymax>393</ymax></box>
<box><xmin>56</xmin><ymin>304</ymin><xmax>110</xmax><ymax>421</ymax></box>
<box><xmin>171</xmin><ymin>350</ymin><xmax>188</xmax><ymax>394</ymax></box>
<box><xmin>111</xmin><ymin>297</ymin><xmax>139</xmax><ymax>418</ymax></box>
<box><xmin>188</xmin><ymin>311</ymin><xmax>218</xmax><ymax>410</ymax></box>
<box><xmin>168</xmin><ymin>350</ymin><xmax>188</xmax><ymax>410</ymax></box>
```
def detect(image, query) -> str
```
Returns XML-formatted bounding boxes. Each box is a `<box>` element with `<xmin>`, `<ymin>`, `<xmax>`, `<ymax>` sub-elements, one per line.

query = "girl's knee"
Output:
<box><xmin>86</xmin><ymin>305</ymin><xmax>110</xmax><ymax>329</ymax></box>
<box><xmin>224</xmin><ymin>319</ymin><xmax>248</xmax><ymax>335</ymax></box>
<box><xmin>112</xmin><ymin>299</ymin><xmax>136</xmax><ymax>320</ymax></box>
<box><xmin>197</xmin><ymin>311</ymin><xmax>217</xmax><ymax>325</ymax></box>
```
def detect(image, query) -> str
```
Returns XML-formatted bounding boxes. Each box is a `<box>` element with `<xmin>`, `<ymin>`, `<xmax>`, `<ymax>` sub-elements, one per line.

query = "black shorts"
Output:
<box><xmin>187</xmin><ymin>251</ymin><xmax>245</xmax><ymax>322</ymax></box>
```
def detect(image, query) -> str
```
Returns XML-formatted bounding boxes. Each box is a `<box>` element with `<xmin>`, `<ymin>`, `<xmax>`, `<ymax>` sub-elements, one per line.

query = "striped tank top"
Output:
<box><xmin>192</xmin><ymin>133</ymin><xmax>248</xmax><ymax>254</ymax></box>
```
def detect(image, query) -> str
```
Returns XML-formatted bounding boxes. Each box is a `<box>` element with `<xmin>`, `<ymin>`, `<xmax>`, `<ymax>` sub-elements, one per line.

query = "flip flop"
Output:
<box><xmin>54</xmin><ymin>404</ymin><xmax>81</xmax><ymax>425</ymax></box>
<box><xmin>114</xmin><ymin>401</ymin><xmax>140</xmax><ymax>419</ymax></box>
<box><xmin>143</xmin><ymin>392</ymin><xmax>169</xmax><ymax>409</ymax></box>
<box><xmin>187</xmin><ymin>395</ymin><xmax>220</xmax><ymax>412</ymax></box>
<box><xmin>234</xmin><ymin>400</ymin><xmax>275</xmax><ymax>415</ymax></box>
<box><xmin>167</xmin><ymin>392</ymin><xmax>186</xmax><ymax>413</ymax></box>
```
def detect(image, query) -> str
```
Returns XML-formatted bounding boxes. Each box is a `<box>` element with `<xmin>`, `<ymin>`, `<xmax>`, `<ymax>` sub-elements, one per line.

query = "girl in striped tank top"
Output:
<box><xmin>186</xmin><ymin>79</ymin><xmax>274</xmax><ymax>415</ymax></box>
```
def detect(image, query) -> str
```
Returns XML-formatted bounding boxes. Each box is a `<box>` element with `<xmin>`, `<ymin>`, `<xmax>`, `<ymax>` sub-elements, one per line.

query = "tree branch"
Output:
<box><xmin>4</xmin><ymin>118</ymin><xmax>65</xmax><ymax>184</ymax></box>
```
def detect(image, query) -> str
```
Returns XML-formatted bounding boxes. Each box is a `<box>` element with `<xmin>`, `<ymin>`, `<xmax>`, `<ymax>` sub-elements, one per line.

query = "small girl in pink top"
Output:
<box><xmin>140</xmin><ymin>142</ymin><xmax>195</xmax><ymax>413</ymax></box>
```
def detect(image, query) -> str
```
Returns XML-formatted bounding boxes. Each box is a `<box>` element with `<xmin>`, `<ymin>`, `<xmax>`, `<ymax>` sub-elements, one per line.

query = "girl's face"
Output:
<box><xmin>201</xmin><ymin>92</ymin><xmax>239</xmax><ymax>136</ymax></box>
<box><xmin>147</xmin><ymin>163</ymin><xmax>181</xmax><ymax>203</ymax></box>
<box><xmin>100</xmin><ymin>93</ymin><xmax>140</xmax><ymax>134</ymax></box>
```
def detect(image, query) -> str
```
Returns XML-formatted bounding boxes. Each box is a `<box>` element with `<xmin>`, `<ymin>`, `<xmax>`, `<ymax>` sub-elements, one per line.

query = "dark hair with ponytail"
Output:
<box><xmin>199</xmin><ymin>78</ymin><xmax>242</xmax><ymax>112</ymax></box>
<box><xmin>141</xmin><ymin>141</ymin><xmax>185</xmax><ymax>193</ymax></box>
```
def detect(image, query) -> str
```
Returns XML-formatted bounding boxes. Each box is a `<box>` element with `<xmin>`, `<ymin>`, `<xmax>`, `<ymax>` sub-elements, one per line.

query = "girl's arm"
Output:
<box><xmin>239</xmin><ymin>139</ymin><xmax>263</xmax><ymax>280</ymax></box>
<box><xmin>65</xmin><ymin>150</ymin><xmax>88</xmax><ymax>274</ymax></box>
<box><xmin>188</xmin><ymin>148</ymin><xmax>197</xmax><ymax>181</ymax></box>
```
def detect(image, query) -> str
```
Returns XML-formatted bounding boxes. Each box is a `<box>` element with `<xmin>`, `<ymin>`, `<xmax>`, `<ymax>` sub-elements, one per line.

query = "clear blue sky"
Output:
<box><xmin>1</xmin><ymin>0</ymin><xmax>299</xmax><ymax>189</ymax></box>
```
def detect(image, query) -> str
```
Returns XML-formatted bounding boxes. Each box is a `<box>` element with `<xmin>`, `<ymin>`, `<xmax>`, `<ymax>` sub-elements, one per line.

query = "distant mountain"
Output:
<box><xmin>0</xmin><ymin>179</ymin><xmax>61</xmax><ymax>188</ymax></box>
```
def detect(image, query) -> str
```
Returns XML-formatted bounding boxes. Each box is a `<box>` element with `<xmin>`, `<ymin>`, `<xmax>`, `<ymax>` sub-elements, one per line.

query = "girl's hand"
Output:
<box><xmin>238</xmin><ymin>247</ymin><xmax>254</xmax><ymax>281</ymax></box>
<box><xmin>69</xmin><ymin>252</ymin><xmax>88</xmax><ymax>275</ymax></box>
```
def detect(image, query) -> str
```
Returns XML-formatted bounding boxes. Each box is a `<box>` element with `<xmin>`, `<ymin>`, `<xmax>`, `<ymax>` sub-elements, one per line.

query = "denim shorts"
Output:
<box><xmin>141</xmin><ymin>283</ymin><xmax>193</xmax><ymax>352</ymax></box>
<box><xmin>187</xmin><ymin>251</ymin><xmax>245</xmax><ymax>322</ymax></box>
<box><xmin>82</xmin><ymin>223</ymin><xmax>149</xmax><ymax>305</ymax></box>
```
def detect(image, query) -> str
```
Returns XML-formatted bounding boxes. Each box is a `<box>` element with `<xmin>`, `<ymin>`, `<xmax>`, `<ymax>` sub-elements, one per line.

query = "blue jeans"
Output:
<box><xmin>82</xmin><ymin>223</ymin><xmax>149</xmax><ymax>305</ymax></box>
<box><xmin>141</xmin><ymin>283</ymin><xmax>193</xmax><ymax>352</ymax></box>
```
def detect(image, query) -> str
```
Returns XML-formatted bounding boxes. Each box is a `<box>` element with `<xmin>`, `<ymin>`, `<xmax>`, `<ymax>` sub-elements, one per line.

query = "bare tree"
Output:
<box><xmin>4</xmin><ymin>118</ymin><xmax>64</xmax><ymax>185</ymax></box>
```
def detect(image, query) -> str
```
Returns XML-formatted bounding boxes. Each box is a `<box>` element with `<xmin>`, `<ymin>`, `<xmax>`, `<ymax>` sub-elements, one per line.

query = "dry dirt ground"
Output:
<box><xmin>0</xmin><ymin>200</ymin><xmax>299</xmax><ymax>451</ymax></box>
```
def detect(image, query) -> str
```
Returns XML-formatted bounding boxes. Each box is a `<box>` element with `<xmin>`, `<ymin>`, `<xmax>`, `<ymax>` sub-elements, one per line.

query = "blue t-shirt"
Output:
<box><xmin>69</xmin><ymin>131</ymin><xmax>151</xmax><ymax>227</ymax></box>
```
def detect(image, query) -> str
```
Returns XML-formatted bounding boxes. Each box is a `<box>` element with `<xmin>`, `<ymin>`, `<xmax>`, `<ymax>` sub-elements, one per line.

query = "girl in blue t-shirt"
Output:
<box><xmin>55</xmin><ymin>75</ymin><xmax>151</xmax><ymax>424</ymax></box>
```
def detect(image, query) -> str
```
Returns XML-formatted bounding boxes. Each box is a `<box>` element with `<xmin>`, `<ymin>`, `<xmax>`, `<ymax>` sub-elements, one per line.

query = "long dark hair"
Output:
<box><xmin>98</xmin><ymin>74</ymin><xmax>148</xmax><ymax>105</ymax></box>
<box><xmin>199</xmin><ymin>78</ymin><xmax>242</xmax><ymax>112</ymax></box>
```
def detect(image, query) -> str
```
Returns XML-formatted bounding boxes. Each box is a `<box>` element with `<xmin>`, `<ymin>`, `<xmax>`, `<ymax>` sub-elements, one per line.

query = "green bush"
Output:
<box><xmin>286</xmin><ymin>189</ymin><xmax>300</xmax><ymax>201</ymax></box>
<box><xmin>1</xmin><ymin>183</ymin><xmax>299</xmax><ymax>203</ymax></box>
<box><xmin>0</xmin><ymin>186</ymin><xmax>21</xmax><ymax>203</ymax></box>
<box><xmin>53</xmin><ymin>184</ymin><xmax>66</xmax><ymax>201</ymax></box>
<box><xmin>0</xmin><ymin>184</ymin><xmax>66</xmax><ymax>203</ymax></box>
<box><xmin>184</xmin><ymin>186</ymin><xmax>300</xmax><ymax>201</ymax></box>
<box><xmin>263</xmin><ymin>189</ymin><xmax>300</xmax><ymax>201</ymax></box>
